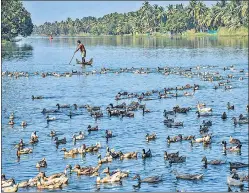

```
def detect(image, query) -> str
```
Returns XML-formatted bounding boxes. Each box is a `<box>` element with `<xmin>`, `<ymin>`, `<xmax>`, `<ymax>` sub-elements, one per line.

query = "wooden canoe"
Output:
<box><xmin>76</xmin><ymin>58</ymin><xmax>93</xmax><ymax>66</ymax></box>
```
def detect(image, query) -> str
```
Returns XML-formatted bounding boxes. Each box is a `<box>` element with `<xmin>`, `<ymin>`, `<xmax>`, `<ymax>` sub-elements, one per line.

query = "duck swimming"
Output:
<box><xmin>56</xmin><ymin>103</ymin><xmax>70</xmax><ymax>109</ymax></box>
<box><xmin>164</xmin><ymin>151</ymin><xmax>179</xmax><ymax>160</ymax></box>
<box><xmin>98</xmin><ymin>154</ymin><xmax>112</xmax><ymax>164</ymax></box>
<box><xmin>232</xmin><ymin>117</ymin><xmax>248</xmax><ymax>125</ymax></box>
<box><xmin>17</xmin><ymin>147</ymin><xmax>33</xmax><ymax>157</ymax></box>
<box><xmin>106</xmin><ymin>130</ymin><xmax>113</xmax><ymax>138</ymax></box>
<box><xmin>221</xmin><ymin>112</ymin><xmax>227</xmax><ymax>120</ymax></box>
<box><xmin>87</xmin><ymin>125</ymin><xmax>99</xmax><ymax>132</ymax></box>
<box><xmin>54</xmin><ymin>137</ymin><xmax>67</xmax><ymax>145</ymax></box>
<box><xmin>36</xmin><ymin>158</ymin><xmax>47</xmax><ymax>168</ymax></box>
<box><xmin>32</xmin><ymin>95</ymin><xmax>43</xmax><ymax>100</ymax></box>
<box><xmin>142</xmin><ymin>149</ymin><xmax>152</xmax><ymax>158</ymax></box>
<box><xmin>201</xmin><ymin>156</ymin><xmax>225</xmax><ymax>166</ymax></box>
<box><xmin>168</xmin><ymin>156</ymin><xmax>186</xmax><ymax>164</ymax></box>
<box><xmin>146</xmin><ymin>133</ymin><xmax>157</xmax><ymax>141</ymax></box>
<box><xmin>174</xmin><ymin>171</ymin><xmax>203</xmax><ymax>180</ymax></box>
<box><xmin>46</xmin><ymin>116</ymin><xmax>56</xmax><ymax>123</ymax></box>
<box><xmin>227</xmin><ymin>102</ymin><xmax>234</xmax><ymax>110</ymax></box>
<box><xmin>119</xmin><ymin>151</ymin><xmax>138</xmax><ymax>160</ymax></box>
<box><xmin>72</xmin><ymin>131</ymin><xmax>84</xmax><ymax>142</ymax></box>
<box><xmin>133</xmin><ymin>174</ymin><xmax>163</xmax><ymax>183</ymax></box>
<box><xmin>229</xmin><ymin>162</ymin><xmax>249</xmax><ymax>169</ymax></box>
<box><xmin>8</xmin><ymin>120</ymin><xmax>14</xmax><ymax>125</ymax></box>
<box><xmin>20</xmin><ymin>121</ymin><xmax>27</xmax><ymax>127</ymax></box>
<box><xmin>221</xmin><ymin>141</ymin><xmax>242</xmax><ymax>152</ymax></box>
<box><xmin>50</xmin><ymin>130</ymin><xmax>56</xmax><ymax>137</ymax></box>
<box><xmin>9</xmin><ymin>113</ymin><xmax>14</xmax><ymax>120</ymax></box>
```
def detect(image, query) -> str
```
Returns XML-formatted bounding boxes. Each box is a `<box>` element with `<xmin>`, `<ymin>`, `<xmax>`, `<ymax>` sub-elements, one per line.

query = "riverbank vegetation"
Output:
<box><xmin>1</xmin><ymin>0</ymin><xmax>34</xmax><ymax>41</ymax></box>
<box><xmin>33</xmin><ymin>0</ymin><xmax>248</xmax><ymax>37</ymax></box>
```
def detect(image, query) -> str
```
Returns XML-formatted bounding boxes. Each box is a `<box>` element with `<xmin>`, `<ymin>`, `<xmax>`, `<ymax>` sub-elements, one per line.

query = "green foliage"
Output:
<box><xmin>1</xmin><ymin>0</ymin><xmax>33</xmax><ymax>41</ymax></box>
<box><xmin>33</xmin><ymin>0</ymin><xmax>248</xmax><ymax>36</ymax></box>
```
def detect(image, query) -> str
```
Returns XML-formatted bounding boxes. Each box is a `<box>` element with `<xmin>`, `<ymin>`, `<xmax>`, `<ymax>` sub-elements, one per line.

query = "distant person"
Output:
<box><xmin>74</xmin><ymin>40</ymin><xmax>86</xmax><ymax>63</ymax></box>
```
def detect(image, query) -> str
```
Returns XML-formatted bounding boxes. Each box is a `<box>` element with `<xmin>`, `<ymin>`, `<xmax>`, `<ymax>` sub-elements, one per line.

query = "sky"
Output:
<box><xmin>23</xmin><ymin>1</ymin><xmax>216</xmax><ymax>25</ymax></box>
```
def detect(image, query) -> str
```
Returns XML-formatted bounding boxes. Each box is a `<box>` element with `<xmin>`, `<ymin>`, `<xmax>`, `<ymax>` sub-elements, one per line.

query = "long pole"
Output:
<box><xmin>69</xmin><ymin>52</ymin><xmax>76</xmax><ymax>65</ymax></box>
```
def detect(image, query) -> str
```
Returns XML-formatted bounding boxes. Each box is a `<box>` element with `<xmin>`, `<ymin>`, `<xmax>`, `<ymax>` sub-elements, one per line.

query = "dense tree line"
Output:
<box><xmin>33</xmin><ymin>0</ymin><xmax>248</xmax><ymax>36</ymax></box>
<box><xmin>1</xmin><ymin>0</ymin><xmax>33</xmax><ymax>41</ymax></box>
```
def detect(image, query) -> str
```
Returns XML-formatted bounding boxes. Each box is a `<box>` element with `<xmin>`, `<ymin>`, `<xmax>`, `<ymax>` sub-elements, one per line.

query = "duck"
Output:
<box><xmin>1</xmin><ymin>176</ymin><xmax>16</xmax><ymax>188</ymax></box>
<box><xmin>2</xmin><ymin>184</ymin><xmax>18</xmax><ymax>192</ymax></box>
<box><xmin>41</xmin><ymin>108</ymin><xmax>59</xmax><ymax>114</ymax></box>
<box><xmin>200</xmin><ymin>125</ymin><xmax>209</xmax><ymax>134</ymax></box>
<box><xmin>106</xmin><ymin>147</ymin><xmax>120</xmax><ymax>159</ymax></box>
<box><xmin>56</xmin><ymin>103</ymin><xmax>70</xmax><ymax>109</ymax></box>
<box><xmin>201</xmin><ymin>156</ymin><xmax>225</xmax><ymax>166</ymax></box>
<box><xmin>85</xmin><ymin>104</ymin><xmax>101</xmax><ymax>111</ymax></box>
<box><xmin>167</xmin><ymin>135</ymin><xmax>182</xmax><ymax>143</ymax></box>
<box><xmin>227</xmin><ymin>169</ymin><xmax>244</xmax><ymax>187</ymax></box>
<box><xmin>183</xmin><ymin>135</ymin><xmax>195</xmax><ymax>140</ymax></box>
<box><xmin>73</xmin><ymin>104</ymin><xmax>85</xmax><ymax>110</ymax></box>
<box><xmin>227</xmin><ymin>102</ymin><xmax>234</xmax><ymax>110</ymax></box>
<box><xmin>50</xmin><ymin>130</ymin><xmax>56</xmax><ymax>137</ymax></box>
<box><xmin>82</xmin><ymin>143</ymin><xmax>101</xmax><ymax>152</ymax></box>
<box><xmin>146</xmin><ymin>133</ymin><xmax>157</xmax><ymax>141</ymax></box>
<box><xmin>119</xmin><ymin>151</ymin><xmax>138</xmax><ymax>160</ymax></box>
<box><xmin>71</xmin><ymin>164</ymin><xmax>100</xmax><ymax>176</ymax></box>
<box><xmin>229</xmin><ymin>136</ymin><xmax>241</xmax><ymax>145</ymax></box>
<box><xmin>229</xmin><ymin>162</ymin><xmax>249</xmax><ymax>169</ymax></box>
<box><xmin>232</xmin><ymin>117</ymin><xmax>248</xmax><ymax>125</ymax></box>
<box><xmin>102</xmin><ymin>167</ymin><xmax>129</xmax><ymax>179</ymax></box>
<box><xmin>168</xmin><ymin>156</ymin><xmax>186</xmax><ymax>164</ymax></box>
<box><xmin>166</xmin><ymin>122</ymin><xmax>184</xmax><ymax>128</ymax></box>
<box><xmin>36</xmin><ymin>177</ymin><xmax>63</xmax><ymax>189</ymax></box>
<box><xmin>36</xmin><ymin>158</ymin><xmax>47</xmax><ymax>168</ymax></box>
<box><xmin>239</xmin><ymin>114</ymin><xmax>248</xmax><ymax>121</ymax></box>
<box><xmin>133</xmin><ymin>174</ymin><xmax>163</xmax><ymax>183</ymax></box>
<box><xmin>164</xmin><ymin>151</ymin><xmax>179</xmax><ymax>160</ymax></box>
<box><xmin>20</xmin><ymin>121</ymin><xmax>27</xmax><ymax>127</ymax></box>
<box><xmin>46</xmin><ymin>116</ymin><xmax>56</xmax><ymax>122</ymax></box>
<box><xmin>221</xmin><ymin>141</ymin><xmax>242</xmax><ymax>152</ymax></box>
<box><xmin>15</xmin><ymin>139</ymin><xmax>25</xmax><ymax>149</ymax></box>
<box><xmin>98</xmin><ymin>154</ymin><xmax>112</xmax><ymax>164</ymax></box>
<box><xmin>60</xmin><ymin>148</ymin><xmax>78</xmax><ymax>156</ymax></box>
<box><xmin>30</xmin><ymin>137</ymin><xmax>39</xmax><ymax>144</ymax></box>
<box><xmin>221</xmin><ymin>112</ymin><xmax>227</xmax><ymax>120</ymax></box>
<box><xmin>87</xmin><ymin>125</ymin><xmax>99</xmax><ymax>131</ymax></box>
<box><xmin>96</xmin><ymin>173</ymin><xmax>121</xmax><ymax>184</ymax></box>
<box><xmin>174</xmin><ymin>172</ymin><xmax>203</xmax><ymax>180</ymax></box>
<box><xmin>17</xmin><ymin>147</ymin><xmax>33</xmax><ymax>156</ymax></box>
<box><xmin>32</xmin><ymin>95</ymin><xmax>43</xmax><ymax>100</ymax></box>
<box><xmin>8</xmin><ymin>120</ymin><xmax>14</xmax><ymax>125</ymax></box>
<box><xmin>142</xmin><ymin>149</ymin><xmax>152</xmax><ymax>158</ymax></box>
<box><xmin>105</xmin><ymin>130</ymin><xmax>113</xmax><ymax>138</ymax></box>
<box><xmin>72</xmin><ymin>131</ymin><xmax>84</xmax><ymax>142</ymax></box>
<box><xmin>197</xmin><ymin>103</ymin><xmax>212</xmax><ymax>113</ymax></box>
<box><xmin>9</xmin><ymin>113</ymin><xmax>14</xmax><ymax>120</ymax></box>
<box><xmin>54</xmin><ymin>137</ymin><xmax>66</xmax><ymax>145</ymax></box>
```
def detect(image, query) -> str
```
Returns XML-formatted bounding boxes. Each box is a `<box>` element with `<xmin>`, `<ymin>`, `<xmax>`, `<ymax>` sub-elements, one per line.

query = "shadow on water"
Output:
<box><xmin>1</xmin><ymin>42</ymin><xmax>33</xmax><ymax>60</ymax></box>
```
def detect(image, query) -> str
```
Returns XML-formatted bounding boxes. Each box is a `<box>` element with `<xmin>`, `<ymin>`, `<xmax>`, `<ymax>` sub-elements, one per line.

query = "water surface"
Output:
<box><xmin>2</xmin><ymin>36</ymin><xmax>248</xmax><ymax>192</ymax></box>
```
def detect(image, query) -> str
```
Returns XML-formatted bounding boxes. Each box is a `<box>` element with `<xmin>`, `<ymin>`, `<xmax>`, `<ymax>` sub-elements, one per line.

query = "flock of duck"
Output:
<box><xmin>2</xmin><ymin>64</ymin><xmax>248</xmax><ymax>192</ymax></box>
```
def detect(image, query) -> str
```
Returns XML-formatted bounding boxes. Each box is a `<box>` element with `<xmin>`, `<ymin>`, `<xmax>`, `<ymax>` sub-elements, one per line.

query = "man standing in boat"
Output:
<box><xmin>74</xmin><ymin>40</ymin><xmax>86</xmax><ymax>63</ymax></box>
